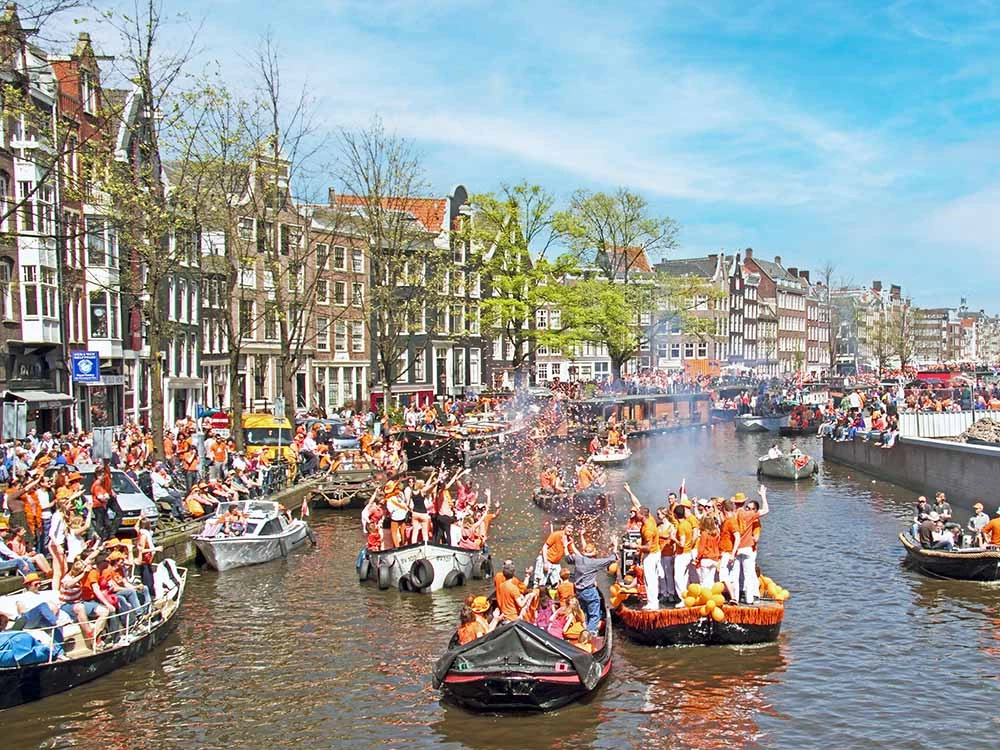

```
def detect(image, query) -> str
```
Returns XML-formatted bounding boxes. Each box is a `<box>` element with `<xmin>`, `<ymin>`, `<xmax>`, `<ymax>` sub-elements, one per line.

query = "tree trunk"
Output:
<box><xmin>229</xmin><ymin>349</ymin><xmax>244</xmax><ymax>451</ymax></box>
<box><xmin>282</xmin><ymin>364</ymin><xmax>296</xmax><ymax>422</ymax></box>
<box><xmin>611</xmin><ymin>357</ymin><xmax>624</xmax><ymax>383</ymax></box>
<box><xmin>148</xmin><ymin>326</ymin><xmax>165</xmax><ymax>460</ymax></box>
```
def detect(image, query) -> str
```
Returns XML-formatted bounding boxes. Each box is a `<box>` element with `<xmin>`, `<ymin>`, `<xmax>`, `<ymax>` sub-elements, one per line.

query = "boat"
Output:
<box><xmin>611</xmin><ymin>594</ymin><xmax>784</xmax><ymax>647</ymax></box>
<box><xmin>0</xmin><ymin>560</ymin><xmax>187</xmax><ymax>709</ymax></box>
<box><xmin>734</xmin><ymin>414</ymin><xmax>788</xmax><ymax>433</ymax></box>
<box><xmin>757</xmin><ymin>454</ymin><xmax>817</xmax><ymax>480</ymax></box>
<box><xmin>400</xmin><ymin>418</ymin><xmax>531</xmax><ymax>470</ymax></box>
<box><xmin>432</xmin><ymin>594</ymin><xmax>613</xmax><ymax>711</ymax></box>
<box><xmin>777</xmin><ymin>425</ymin><xmax>815</xmax><ymax>437</ymax></box>
<box><xmin>531</xmin><ymin>487</ymin><xmax>612</xmax><ymax>515</ymax></box>
<box><xmin>359</xmin><ymin>541</ymin><xmax>492</xmax><ymax>593</ymax></box>
<box><xmin>589</xmin><ymin>445</ymin><xmax>631</xmax><ymax>465</ymax></box>
<box><xmin>192</xmin><ymin>500</ymin><xmax>314</xmax><ymax>571</ymax></box>
<box><xmin>310</xmin><ymin>451</ymin><xmax>407</xmax><ymax>509</ymax></box>
<box><xmin>899</xmin><ymin>533</ymin><xmax>1000</xmax><ymax>581</ymax></box>
<box><xmin>710</xmin><ymin>407</ymin><xmax>739</xmax><ymax>422</ymax></box>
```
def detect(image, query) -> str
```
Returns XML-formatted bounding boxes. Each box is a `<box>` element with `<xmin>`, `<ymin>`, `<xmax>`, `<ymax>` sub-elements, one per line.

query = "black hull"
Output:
<box><xmin>531</xmin><ymin>489</ymin><xmax>612</xmax><ymax>516</ymax></box>
<box><xmin>0</xmin><ymin>610</ymin><xmax>180</xmax><ymax>709</ymax></box>
<box><xmin>612</xmin><ymin>612</ymin><xmax>781</xmax><ymax>647</ymax></box>
<box><xmin>439</xmin><ymin>673</ymin><xmax>600</xmax><ymax>712</ymax></box>
<box><xmin>899</xmin><ymin>533</ymin><xmax>1000</xmax><ymax>581</ymax></box>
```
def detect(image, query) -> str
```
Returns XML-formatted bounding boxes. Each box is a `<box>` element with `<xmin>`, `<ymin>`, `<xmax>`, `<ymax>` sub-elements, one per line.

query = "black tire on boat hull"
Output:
<box><xmin>443</xmin><ymin>570</ymin><xmax>465</xmax><ymax>588</ymax></box>
<box><xmin>411</xmin><ymin>559</ymin><xmax>435</xmax><ymax>589</ymax></box>
<box><xmin>377</xmin><ymin>564</ymin><xmax>391</xmax><ymax>590</ymax></box>
<box><xmin>358</xmin><ymin>557</ymin><xmax>373</xmax><ymax>582</ymax></box>
<box><xmin>399</xmin><ymin>574</ymin><xmax>415</xmax><ymax>592</ymax></box>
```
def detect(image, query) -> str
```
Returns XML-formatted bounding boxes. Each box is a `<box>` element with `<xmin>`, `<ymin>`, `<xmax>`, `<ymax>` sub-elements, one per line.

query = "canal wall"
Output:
<box><xmin>822</xmin><ymin>435</ymin><xmax>1000</xmax><ymax>512</ymax></box>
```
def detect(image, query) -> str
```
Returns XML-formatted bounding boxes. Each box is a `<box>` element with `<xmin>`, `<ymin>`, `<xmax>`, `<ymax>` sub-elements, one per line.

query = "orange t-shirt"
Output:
<box><xmin>735</xmin><ymin>510</ymin><xmax>761</xmax><ymax>551</ymax></box>
<box><xmin>697</xmin><ymin>530</ymin><xmax>722</xmax><ymax>562</ymax></box>
<box><xmin>675</xmin><ymin>517</ymin><xmax>697</xmax><ymax>554</ymax></box>
<box><xmin>496</xmin><ymin>578</ymin><xmax>523</xmax><ymax>620</ymax></box>
<box><xmin>457</xmin><ymin>620</ymin><xmax>487</xmax><ymax>645</ymax></box>
<box><xmin>720</xmin><ymin>516</ymin><xmax>738</xmax><ymax>554</ymax></box>
<box><xmin>641</xmin><ymin>516</ymin><xmax>660</xmax><ymax>555</ymax></box>
<box><xmin>982</xmin><ymin>517</ymin><xmax>1000</xmax><ymax>545</ymax></box>
<box><xmin>658</xmin><ymin>520</ymin><xmax>678</xmax><ymax>556</ymax></box>
<box><xmin>210</xmin><ymin>440</ymin><xmax>228</xmax><ymax>463</ymax></box>
<box><xmin>82</xmin><ymin>569</ymin><xmax>102</xmax><ymax>601</ymax></box>
<box><xmin>544</xmin><ymin>531</ymin><xmax>567</xmax><ymax>564</ymax></box>
<box><xmin>556</xmin><ymin>580</ymin><xmax>575</xmax><ymax>604</ymax></box>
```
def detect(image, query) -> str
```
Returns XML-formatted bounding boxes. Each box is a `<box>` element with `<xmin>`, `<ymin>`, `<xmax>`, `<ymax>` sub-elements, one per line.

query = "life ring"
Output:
<box><xmin>398</xmin><ymin>574</ymin><xmax>415</xmax><ymax>592</ymax></box>
<box><xmin>376</xmin><ymin>563</ymin><xmax>391</xmax><ymax>590</ymax></box>
<box><xmin>443</xmin><ymin>570</ymin><xmax>465</xmax><ymax>588</ymax></box>
<box><xmin>410</xmin><ymin>558</ymin><xmax>435</xmax><ymax>589</ymax></box>
<box><xmin>358</xmin><ymin>557</ymin><xmax>373</xmax><ymax>582</ymax></box>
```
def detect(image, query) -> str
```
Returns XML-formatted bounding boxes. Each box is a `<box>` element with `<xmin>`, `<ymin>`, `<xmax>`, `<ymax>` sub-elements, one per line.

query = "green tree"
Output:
<box><xmin>463</xmin><ymin>183</ymin><xmax>581</xmax><ymax>382</ymax></box>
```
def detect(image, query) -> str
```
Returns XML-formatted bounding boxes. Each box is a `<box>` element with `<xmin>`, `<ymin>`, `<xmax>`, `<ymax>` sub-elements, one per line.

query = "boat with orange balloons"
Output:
<box><xmin>610</xmin><ymin>578</ymin><xmax>787</xmax><ymax>647</ymax></box>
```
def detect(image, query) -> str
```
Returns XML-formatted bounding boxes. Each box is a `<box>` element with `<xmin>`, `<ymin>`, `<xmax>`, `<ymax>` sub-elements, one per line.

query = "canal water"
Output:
<box><xmin>9</xmin><ymin>427</ymin><xmax>999</xmax><ymax>749</ymax></box>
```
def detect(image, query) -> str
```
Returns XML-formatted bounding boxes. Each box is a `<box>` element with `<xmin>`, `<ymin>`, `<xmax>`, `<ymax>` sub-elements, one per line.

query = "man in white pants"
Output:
<box><xmin>733</xmin><ymin>485</ymin><xmax>769</xmax><ymax>604</ymax></box>
<box><xmin>624</xmin><ymin>484</ymin><xmax>660</xmax><ymax>610</ymax></box>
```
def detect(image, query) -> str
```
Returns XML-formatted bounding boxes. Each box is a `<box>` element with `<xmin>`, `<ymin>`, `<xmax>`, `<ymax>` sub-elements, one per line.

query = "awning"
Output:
<box><xmin>3</xmin><ymin>390</ymin><xmax>75</xmax><ymax>409</ymax></box>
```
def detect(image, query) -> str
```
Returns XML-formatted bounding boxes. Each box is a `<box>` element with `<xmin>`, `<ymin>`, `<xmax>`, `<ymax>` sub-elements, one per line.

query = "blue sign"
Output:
<box><xmin>71</xmin><ymin>351</ymin><xmax>101</xmax><ymax>383</ymax></box>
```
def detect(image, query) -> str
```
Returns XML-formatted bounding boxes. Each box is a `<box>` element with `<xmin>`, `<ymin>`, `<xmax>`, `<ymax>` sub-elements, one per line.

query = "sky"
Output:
<box><xmin>47</xmin><ymin>0</ymin><xmax>1000</xmax><ymax>310</ymax></box>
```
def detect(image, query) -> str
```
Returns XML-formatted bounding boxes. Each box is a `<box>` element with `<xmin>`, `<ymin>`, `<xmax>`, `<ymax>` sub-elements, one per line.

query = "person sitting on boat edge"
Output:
<box><xmin>564</xmin><ymin>540</ymin><xmax>617</xmax><ymax>633</ymax></box>
<box><xmin>932</xmin><ymin>492</ymin><xmax>952</xmax><ymax>523</ymax></box>
<box><xmin>929</xmin><ymin>517</ymin><xmax>956</xmax><ymax>550</ymax></box>
<box><xmin>766</xmin><ymin>444</ymin><xmax>782</xmax><ymax>459</ymax></box>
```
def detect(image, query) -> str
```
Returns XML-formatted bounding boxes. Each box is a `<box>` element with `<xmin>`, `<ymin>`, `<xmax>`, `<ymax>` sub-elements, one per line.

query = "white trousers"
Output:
<box><xmin>698</xmin><ymin>559</ymin><xmax>719</xmax><ymax>588</ymax></box>
<box><xmin>719</xmin><ymin>552</ymin><xmax>737</xmax><ymax>599</ymax></box>
<box><xmin>735</xmin><ymin>547</ymin><xmax>759</xmax><ymax>601</ymax></box>
<box><xmin>674</xmin><ymin>551</ymin><xmax>693</xmax><ymax>597</ymax></box>
<box><xmin>643</xmin><ymin>550</ymin><xmax>661</xmax><ymax>608</ymax></box>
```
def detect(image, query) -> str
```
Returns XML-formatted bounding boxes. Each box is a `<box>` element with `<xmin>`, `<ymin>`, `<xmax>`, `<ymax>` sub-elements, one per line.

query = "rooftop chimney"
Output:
<box><xmin>799</xmin><ymin>270</ymin><xmax>810</xmax><ymax>282</ymax></box>
<box><xmin>890</xmin><ymin>284</ymin><xmax>901</xmax><ymax>300</ymax></box>
<box><xmin>774</xmin><ymin>256</ymin><xmax>782</xmax><ymax>266</ymax></box>
<box><xmin>745</xmin><ymin>248</ymin><xmax>753</xmax><ymax>260</ymax></box>
<box><xmin>788</xmin><ymin>267</ymin><xmax>798</xmax><ymax>278</ymax></box>
<box><xmin>872</xmin><ymin>280</ymin><xmax>882</xmax><ymax>292</ymax></box>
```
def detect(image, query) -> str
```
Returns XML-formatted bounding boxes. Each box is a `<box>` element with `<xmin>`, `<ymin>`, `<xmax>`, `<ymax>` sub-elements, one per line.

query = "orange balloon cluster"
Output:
<box><xmin>759</xmin><ymin>574</ymin><xmax>790</xmax><ymax>602</ymax></box>
<box><xmin>681</xmin><ymin>582</ymin><xmax>728</xmax><ymax>622</ymax></box>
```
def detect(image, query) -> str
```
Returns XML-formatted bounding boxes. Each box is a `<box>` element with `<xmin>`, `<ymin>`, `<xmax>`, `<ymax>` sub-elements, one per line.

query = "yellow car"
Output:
<box><xmin>241</xmin><ymin>413</ymin><xmax>298</xmax><ymax>480</ymax></box>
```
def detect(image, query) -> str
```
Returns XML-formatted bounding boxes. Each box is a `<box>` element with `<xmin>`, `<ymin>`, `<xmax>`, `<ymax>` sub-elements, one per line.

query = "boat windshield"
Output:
<box><xmin>245</xmin><ymin>427</ymin><xmax>294</xmax><ymax>446</ymax></box>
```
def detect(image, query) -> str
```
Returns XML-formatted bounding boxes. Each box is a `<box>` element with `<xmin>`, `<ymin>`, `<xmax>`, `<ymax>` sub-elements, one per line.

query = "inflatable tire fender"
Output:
<box><xmin>398</xmin><ymin>574</ymin><xmax>414</xmax><ymax>592</ymax></box>
<box><xmin>478</xmin><ymin>557</ymin><xmax>493</xmax><ymax>580</ymax></box>
<box><xmin>377</xmin><ymin>563</ymin><xmax>391</xmax><ymax>590</ymax></box>
<box><xmin>443</xmin><ymin>570</ymin><xmax>465</xmax><ymax>588</ymax></box>
<box><xmin>410</xmin><ymin>558</ymin><xmax>435</xmax><ymax>589</ymax></box>
<box><xmin>358</xmin><ymin>557</ymin><xmax>373</xmax><ymax>582</ymax></box>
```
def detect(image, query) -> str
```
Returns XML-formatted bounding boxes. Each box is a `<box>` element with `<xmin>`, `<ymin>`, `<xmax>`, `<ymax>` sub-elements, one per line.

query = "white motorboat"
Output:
<box><xmin>590</xmin><ymin>445</ymin><xmax>632</xmax><ymax>465</ymax></box>
<box><xmin>757</xmin><ymin>454</ymin><xmax>817</xmax><ymax>480</ymax></box>
<box><xmin>359</xmin><ymin>542</ymin><xmax>492</xmax><ymax>593</ymax></box>
<box><xmin>193</xmin><ymin>500</ymin><xmax>314</xmax><ymax>571</ymax></box>
<box><xmin>734</xmin><ymin>414</ymin><xmax>788</xmax><ymax>433</ymax></box>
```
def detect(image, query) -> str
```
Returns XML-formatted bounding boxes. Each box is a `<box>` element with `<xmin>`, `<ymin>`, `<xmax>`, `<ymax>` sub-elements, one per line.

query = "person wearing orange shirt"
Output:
<box><xmin>696</xmin><ymin>514</ymin><xmax>722</xmax><ymax>588</ymax></box>
<box><xmin>981</xmin><ymin>507</ymin><xmax>1000</xmax><ymax>547</ymax></box>
<box><xmin>495</xmin><ymin>566</ymin><xmax>528</xmax><ymax>621</ymax></box>
<box><xmin>733</xmin><ymin>485</ymin><xmax>769</xmax><ymax>604</ymax></box>
<box><xmin>656</xmin><ymin>506</ymin><xmax>678</xmax><ymax>604</ymax></box>
<box><xmin>576</xmin><ymin>462</ymin><xmax>595</xmax><ymax>491</ymax></box>
<box><xmin>624</xmin><ymin>483</ymin><xmax>660</xmax><ymax>611</ymax></box>
<box><xmin>535</xmin><ymin>522</ymin><xmax>575</xmax><ymax>587</ymax></box>
<box><xmin>719</xmin><ymin>498</ymin><xmax>740</xmax><ymax>602</ymax></box>
<box><xmin>207</xmin><ymin>433</ymin><xmax>229</xmax><ymax>481</ymax></box>
<box><xmin>671</xmin><ymin>504</ymin><xmax>698</xmax><ymax>605</ymax></box>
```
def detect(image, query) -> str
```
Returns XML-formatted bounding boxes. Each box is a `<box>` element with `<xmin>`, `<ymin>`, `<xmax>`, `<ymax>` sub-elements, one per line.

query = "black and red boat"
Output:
<box><xmin>433</xmin><ymin>597</ymin><xmax>612</xmax><ymax>711</ymax></box>
<box><xmin>612</xmin><ymin>595</ymin><xmax>784</xmax><ymax>647</ymax></box>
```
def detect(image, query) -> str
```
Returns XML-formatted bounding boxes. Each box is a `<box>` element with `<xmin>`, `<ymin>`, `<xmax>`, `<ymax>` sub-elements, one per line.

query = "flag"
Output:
<box><xmin>679</xmin><ymin>478</ymin><xmax>688</xmax><ymax>503</ymax></box>
<box><xmin>300</xmin><ymin>495</ymin><xmax>310</xmax><ymax>518</ymax></box>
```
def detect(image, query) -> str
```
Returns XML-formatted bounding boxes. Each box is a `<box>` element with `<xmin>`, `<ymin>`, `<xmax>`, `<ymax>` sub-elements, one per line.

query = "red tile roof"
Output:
<box><xmin>604</xmin><ymin>246</ymin><xmax>652</xmax><ymax>273</ymax></box>
<box><xmin>332</xmin><ymin>194</ymin><xmax>447</xmax><ymax>233</ymax></box>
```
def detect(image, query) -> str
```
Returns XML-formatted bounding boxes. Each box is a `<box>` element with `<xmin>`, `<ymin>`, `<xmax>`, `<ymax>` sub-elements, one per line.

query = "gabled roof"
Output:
<box><xmin>750</xmin><ymin>257</ymin><xmax>799</xmax><ymax>283</ymax></box>
<box><xmin>332</xmin><ymin>194</ymin><xmax>446</xmax><ymax>234</ymax></box>
<box><xmin>655</xmin><ymin>256</ymin><xmax>720</xmax><ymax>279</ymax></box>
<box><xmin>597</xmin><ymin>246</ymin><xmax>652</xmax><ymax>274</ymax></box>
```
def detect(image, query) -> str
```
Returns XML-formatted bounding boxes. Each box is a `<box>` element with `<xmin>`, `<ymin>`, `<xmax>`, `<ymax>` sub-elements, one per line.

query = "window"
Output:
<box><xmin>334</xmin><ymin>322</ymin><xmax>347</xmax><ymax>352</ymax></box>
<box><xmin>351</xmin><ymin>321</ymin><xmax>364</xmax><ymax>352</ymax></box>
<box><xmin>467</xmin><ymin>303</ymin><xmax>479</xmax><ymax>334</ymax></box>
<box><xmin>697</xmin><ymin>342</ymin><xmax>708</xmax><ymax>358</ymax></box>
<box><xmin>550</xmin><ymin>310</ymin><xmax>561</xmax><ymax>329</ymax></box>
<box><xmin>454</xmin><ymin>270</ymin><xmax>465</xmax><ymax>296</ymax></box>
<box><xmin>670</xmin><ymin>343</ymin><xmax>681</xmax><ymax>359</ymax></box>
<box><xmin>240</xmin><ymin>266</ymin><xmax>256</xmax><ymax>287</ymax></box>
<box><xmin>536</xmin><ymin>310</ymin><xmax>548</xmax><ymax>329</ymax></box>
<box><xmin>450</xmin><ymin>304</ymin><xmax>463</xmax><ymax>334</ymax></box>
<box><xmin>280</xmin><ymin>224</ymin><xmax>301</xmax><ymax>255</ymax></box>
<box><xmin>316</xmin><ymin>243</ymin><xmax>328</xmax><ymax>270</ymax></box>
<box><xmin>333</xmin><ymin>246</ymin><xmax>346</xmax><ymax>270</ymax></box>
<box><xmin>89</xmin><ymin>290</ymin><xmax>108</xmax><ymax>337</ymax></box>
<box><xmin>238</xmin><ymin>217</ymin><xmax>254</xmax><ymax>241</ymax></box>
<box><xmin>264</xmin><ymin>303</ymin><xmax>278</xmax><ymax>340</ymax></box>
<box><xmin>22</xmin><ymin>265</ymin><xmax>38</xmax><ymax>316</ymax></box>
<box><xmin>536</xmin><ymin>363</ymin><xmax>548</xmax><ymax>382</ymax></box>
<box><xmin>0</xmin><ymin>171</ymin><xmax>9</xmax><ymax>232</ymax></box>
<box><xmin>80</xmin><ymin>70</ymin><xmax>96</xmax><ymax>114</ymax></box>
<box><xmin>19</xmin><ymin>181</ymin><xmax>34</xmax><ymax>232</ymax></box>
<box><xmin>550</xmin><ymin>363</ymin><xmax>560</xmax><ymax>378</ymax></box>
<box><xmin>453</xmin><ymin>241</ymin><xmax>465</xmax><ymax>264</ymax></box>
<box><xmin>455</xmin><ymin>348</ymin><xmax>466</xmax><ymax>385</ymax></box>
<box><xmin>470</xmin><ymin>272</ymin><xmax>481</xmax><ymax>298</ymax></box>
<box><xmin>412</xmin><ymin>348</ymin><xmax>425</xmax><ymax>381</ymax></box>
<box><xmin>470</xmin><ymin>348</ymin><xmax>480</xmax><ymax>385</ymax></box>
<box><xmin>239</xmin><ymin>300</ymin><xmax>254</xmax><ymax>338</ymax></box>
<box><xmin>287</xmin><ymin>264</ymin><xmax>302</xmax><ymax>293</ymax></box>
<box><xmin>36</xmin><ymin>185</ymin><xmax>53</xmax><ymax>234</ymax></box>
<box><xmin>352</xmin><ymin>282</ymin><xmax>364</xmax><ymax>306</ymax></box>
<box><xmin>316</xmin><ymin>316</ymin><xmax>329</xmax><ymax>350</ymax></box>
<box><xmin>316</xmin><ymin>279</ymin><xmax>328</xmax><ymax>303</ymax></box>
<box><xmin>334</xmin><ymin>281</ymin><xmax>346</xmax><ymax>305</ymax></box>
<box><xmin>684</xmin><ymin>342</ymin><xmax>695</xmax><ymax>358</ymax></box>
<box><xmin>0</xmin><ymin>258</ymin><xmax>12</xmax><ymax>320</ymax></box>
<box><xmin>351</xmin><ymin>249</ymin><xmax>363</xmax><ymax>273</ymax></box>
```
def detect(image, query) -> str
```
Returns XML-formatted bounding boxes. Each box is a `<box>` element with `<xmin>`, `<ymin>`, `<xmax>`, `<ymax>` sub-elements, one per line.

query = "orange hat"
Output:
<box><xmin>67</xmin><ymin>472</ymin><xmax>82</xmax><ymax>483</ymax></box>
<box><xmin>23</xmin><ymin>572</ymin><xmax>41</xmax><ymax>585</ymax></box>
<box><xmin>470</xmin><ymin>596</ymin><xmax>490</xmax><ymax>614</ymax></box>
<box><xmin>108</xmin><ymin>550</ymin><xmax>125</xmax><ymax>562</ymax></box>
<box><xmin>733</xmin><ymin>492</ymin><xmax>747</xmax><ymax>504</ymax></box>
<box><xmin>104</xmin><ymin>537</ymin><xmax>124</xmax><ymax>549</ymax></box>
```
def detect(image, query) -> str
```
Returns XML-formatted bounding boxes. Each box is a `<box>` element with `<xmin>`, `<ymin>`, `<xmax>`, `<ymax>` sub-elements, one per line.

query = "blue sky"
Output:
<box><xmin>58</xmin><ymin>1</ymin><xmax>1000</xmax><ymax>309</ymax></box>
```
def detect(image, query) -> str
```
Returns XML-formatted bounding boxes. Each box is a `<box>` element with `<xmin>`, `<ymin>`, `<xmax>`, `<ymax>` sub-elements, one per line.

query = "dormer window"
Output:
<box><xmin>80</xmin><ymin>71</ymin><xmax>96</xmax><ymax>114</ymax></box>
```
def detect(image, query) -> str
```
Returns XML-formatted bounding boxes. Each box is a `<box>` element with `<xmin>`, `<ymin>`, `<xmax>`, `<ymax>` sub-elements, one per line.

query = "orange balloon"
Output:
<box><xmin>711</xmin><ymin>594</ymin><xmax>726</xmax><ymax>607</ymax></box>
<box><xmin>704</xmin><ymin>599</ymin><xmax>717</xmax><ymax>612</ymax></box>
<box><xmin>684</xmin><ymin>596</ymin><xmax>698</xmax><ymax>608</ymax></box>
<box><xmin>607</xmin><ymin>562</ymin><xmax>619</xmax><ymax>575</ymax></box>
<box><xmin>711</xmin><ymin>606</ymin><xmax>726</xmax><ymax>622</ymax></box>
<box><xmin>698</xmin><ymin>605</ymin><xmax>710</xmax><ymax>617</ymax></box>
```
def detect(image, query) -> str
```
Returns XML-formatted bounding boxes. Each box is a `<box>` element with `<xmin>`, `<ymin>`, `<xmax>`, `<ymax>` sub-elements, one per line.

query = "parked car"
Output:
<box><xmin>298</xmin><ymin>418</ymin><xmax>360</xmax><ymax>451</ymax></box>
<box><xmin>45</xmin><ymin>464</ymin><xmax>160</xmax><ymax>529</ymax></box>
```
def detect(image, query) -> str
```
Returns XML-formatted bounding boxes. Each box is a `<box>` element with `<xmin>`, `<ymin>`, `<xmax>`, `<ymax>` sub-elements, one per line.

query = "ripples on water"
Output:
<box><xmin>8</xmin><ymin>427</ymin><xmax>999</xmax><ymax>749</ymax></box>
